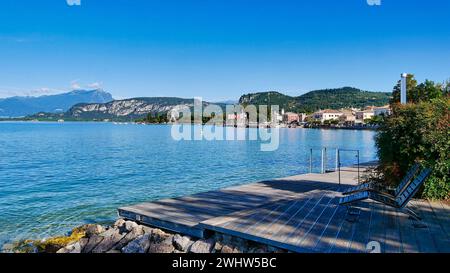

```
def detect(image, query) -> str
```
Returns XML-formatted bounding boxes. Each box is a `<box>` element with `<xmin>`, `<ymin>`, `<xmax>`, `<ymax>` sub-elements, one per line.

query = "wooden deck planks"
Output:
<box><xmin>283</xmin><ymin>193</ymin><xmax>335</xmax><ymax>248</ymax></box>
<box><xmin>383</xmin><ymin>206</ymin><xmax>402</xmax><ymax>253</ymax></box>
<box><xmin>397</xmin><ymin>209</ymin><xmax>420</xmax><ymax>253</ymax></box>
<box><xmin>346</xmin><ymin>201</ymin><xmax>372</xmax><ymax>253</ymax></box>
<box><xmin>311</xmin><ymin>203</ymin><xmax>348</xmax><ymax>252</ymax></box>
<box><xmin>297</xmin><ymin>194</ymin><xmax>343</xmax><ymax>251</ymax></box>
<box><xmin>364</xmin><ymin>201</ymin><xmax>386</xmax><ymax>252</ymax></box>
<box><xmin>429</xmin><ymin>201</ymin><xmax>450</xmax><ymax>238</ymax></box>
<box><xmin>411</xmin><ymin>200</ymin><xmax>450</xmax><ymax>253</ymax></box>
<box><xmin>407</xmin><ymin>201</ymin><xmax>438</xmax><ymax>253</ymax></box>
<box><xmin>274</xmin><ymin>191</ymin><xmax>330</xmax><ymax>246</ymax></box>
<box><xmin>118</xmin><ymin>165</ymin><xmax>450</xmax><ymax>253</ymax></box>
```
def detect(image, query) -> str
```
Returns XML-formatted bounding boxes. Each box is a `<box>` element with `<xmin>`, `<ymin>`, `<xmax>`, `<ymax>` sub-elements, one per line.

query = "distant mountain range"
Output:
<box><xmin>239</xmin><ymin>87</ymin><xmax>392</xmax><ymax>113</ymax></box>
<box><xmin>5</xmin><ymin>87</ymin><xmax>392</xmax><ymax>121</ymax></box>
<box><xmin>0</xmin><ymin>89</ymin><xmax>113</xmax><ymax>117</ymax></box>
<box><xmin>65</xmin><ymin>97</ymin><xmax>212</xmax><ymax>120</ymax></box>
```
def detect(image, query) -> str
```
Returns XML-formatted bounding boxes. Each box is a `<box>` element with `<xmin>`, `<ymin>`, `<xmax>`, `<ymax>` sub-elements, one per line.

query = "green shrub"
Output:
<box><xmin>375</xmin><ymin>97</ymin><xmax>449</xmax><ymax>200</ymax></box>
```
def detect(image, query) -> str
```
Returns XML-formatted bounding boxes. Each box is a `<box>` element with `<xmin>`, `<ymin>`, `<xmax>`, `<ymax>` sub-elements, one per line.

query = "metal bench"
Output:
<box><xmin>339</xmin><ymin>168</ymin><xmax>432</xmax><ymax>221</ymax></box>
<box><xmin>342</xmin><ymin>163</ymin><xmax>420</xmax><ymax>197</ymax></box>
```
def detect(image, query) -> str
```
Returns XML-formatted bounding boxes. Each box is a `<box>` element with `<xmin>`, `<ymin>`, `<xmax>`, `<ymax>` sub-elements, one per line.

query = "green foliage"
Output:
<box><xmin>391</xmin><ymin>74</ymin><xmax>443</xmax><ymax>104</ymax></box>
<box><xmin>323</xmin><ymin>119</ymin><xmax>339</xmax><ymax>126</ymax></box>
<box><xmin>365</xmin><ymin>115</ymin><xmax>384</xmax><ymax>125</ymax></box>
<box><xmin>141</xmin><ymin>112</ymin><xmax>169</xmax><ymax>124</ymax></box>
<box><xmin>391</xmin><ymin>74</ymin><xmax>418</xmax><ymax>104</ymax></box>
<box><xmin>375</xmin><ymin>96</ymin><xmax>450</xmax><ymax>200</ymax></box>
<box><xmin>240</xmin><ymin>87</ymin><xmax>391</xmax><ymax>114</ymax></box>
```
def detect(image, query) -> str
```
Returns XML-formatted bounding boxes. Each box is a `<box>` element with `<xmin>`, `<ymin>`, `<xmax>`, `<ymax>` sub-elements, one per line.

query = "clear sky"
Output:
<box><xmin>0</xmin><ymin>0</ymin><xmax>449</xmax><ymax>101</ymax></box>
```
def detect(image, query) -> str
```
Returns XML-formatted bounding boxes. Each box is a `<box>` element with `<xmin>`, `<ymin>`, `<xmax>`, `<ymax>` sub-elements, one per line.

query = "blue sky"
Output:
<box><xmin>0</xmin><ymin>0</ymin><xmax>449</xmax><ymax>101</ymax></box>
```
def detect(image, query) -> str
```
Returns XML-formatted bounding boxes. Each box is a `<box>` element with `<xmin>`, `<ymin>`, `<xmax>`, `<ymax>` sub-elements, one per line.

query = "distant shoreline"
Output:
<box><xmin>0</xmin><ymin>120</ymin><xmax>379</xmax><ymax>131</ymax></box>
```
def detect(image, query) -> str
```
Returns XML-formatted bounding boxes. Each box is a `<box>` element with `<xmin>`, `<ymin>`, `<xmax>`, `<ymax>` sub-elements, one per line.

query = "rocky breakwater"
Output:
<box><xmin>5</xmin><ymin>219</ymin><xmax>287</xmax><ymax>254</ymax></box>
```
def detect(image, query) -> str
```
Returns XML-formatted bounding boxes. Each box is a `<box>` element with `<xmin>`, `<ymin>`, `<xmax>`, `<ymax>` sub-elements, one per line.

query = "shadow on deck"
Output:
<box><xmin>118</xmin><ymin>166</ymin><xmax>450</xmax><ymax>253</ymax></box>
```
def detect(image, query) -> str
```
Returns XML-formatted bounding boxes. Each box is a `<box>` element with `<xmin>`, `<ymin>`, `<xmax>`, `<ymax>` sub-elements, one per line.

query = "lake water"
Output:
<box><xmin>0</xmin><ymin>122</ymin><xmax>378</xmax><ymax>247</ymax></box>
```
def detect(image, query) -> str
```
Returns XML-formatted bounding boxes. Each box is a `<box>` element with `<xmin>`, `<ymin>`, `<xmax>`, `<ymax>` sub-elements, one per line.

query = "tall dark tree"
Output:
<box><xmin>391</xmin><ymin>74</ymin><xmax>417</xmax><ymax>104</ymax></box>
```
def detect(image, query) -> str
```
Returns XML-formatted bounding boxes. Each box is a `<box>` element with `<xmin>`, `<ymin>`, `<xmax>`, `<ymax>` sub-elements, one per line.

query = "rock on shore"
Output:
<box><xmin>4</xmin><ymin>219</ymin><xmax>287</xmax><ymax>254</ymax></box>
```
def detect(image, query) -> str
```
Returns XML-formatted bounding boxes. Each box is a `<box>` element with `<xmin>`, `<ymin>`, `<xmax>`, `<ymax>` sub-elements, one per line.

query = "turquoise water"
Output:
<box><xmin>0</xmin><ymin>122</ymin><xmax>377</xmax><ymax>246</ymax></box>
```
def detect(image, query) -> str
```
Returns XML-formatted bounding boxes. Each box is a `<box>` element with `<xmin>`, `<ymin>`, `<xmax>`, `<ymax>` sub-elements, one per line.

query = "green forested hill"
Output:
<box><xmin>239</xmin><ymin>87</ymin><xmax>392</xmax><ymax>113</ymax></box>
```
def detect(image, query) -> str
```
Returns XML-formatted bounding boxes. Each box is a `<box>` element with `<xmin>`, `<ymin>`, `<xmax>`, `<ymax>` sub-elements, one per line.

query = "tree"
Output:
<box><xmin>444</xmin><ymin>79</ymin><xmax>450</xmax><ymax>96</ymax></box>
<box><xmin>391</xmin><ymin>74</ymin><xmax>417</xmax><ymax>104</ymax></box>
<box><xmin>412</xmin><ymin>80</ymin><xmax>442</xmax><ymax>103</ymax></box>
<box><xmin>366</xmin><ymin>115</ymin><xmax>384</xmax><ymax>125</ymax></box>
<box><xmin>376</xmin><ymin>96</ymin><xmax>450</xmax><ymax>200</ymax></box>
<box><xmin>391</xmin><ymin>75</ymin><xmax>444</xmax><ymax>105</ymax></box>
<box><xmin>330</xmin><ymin>119</ymin><xmax>339</xmax><ymax>125</ymax></box>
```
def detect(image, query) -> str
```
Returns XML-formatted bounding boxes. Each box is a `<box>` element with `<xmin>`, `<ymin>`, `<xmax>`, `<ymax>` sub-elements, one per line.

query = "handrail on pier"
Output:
<box><xmin>308</xmin><ymin>147</ymin><xmax>360</xmax><ymax>186</ymax></box>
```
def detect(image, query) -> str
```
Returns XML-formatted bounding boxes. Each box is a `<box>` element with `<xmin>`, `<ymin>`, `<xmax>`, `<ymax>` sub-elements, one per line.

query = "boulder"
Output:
<box><xmin>220</xmin><ymin>244</ymin><xmax>234</xmax><ymax>254</ymax></box>
<box><xmin>141</xmin><ymin>226</ymin><xmax>154</xmax><ymax>234</ymax></box>
<box><xmin>106</xmin><ymin>249</ymin><xmax>121</xmax><ymax>253</ymax></box>
<box><xmin>189</xmin><ymin>239</ymin><xmax>214</xmax><ymax>253</ymax></box>
<box><xmin>113</xmin><ymin>225</ymin><xmax>144</xmax><ymax>250</ymax></box>
<box><xmin>121</xmin><ymin>234</ymin><xmax>151</xmax><ymax>253</ymax></box>
<box><xmin>82</xmin><ymin>235</ymin><xmax>103</xmax><ymax>253</ymax></box>
<box><xmin>213</xmin><ymin>241</ymin><xmax>223</xmax><ymax>253</ymax></box>
<box><xmin>173</xmin><ymin>234</ymin><xmax>194</xmax><ymax>252</ymax></box>
<box><xmin>149</xmin><ymin>229</ymin><xmax>169</xmax><ymax>241</ymax></box>
<box><xmin>232</xmin><ymin>247</ymin><xmax>242</xmax><ymax>253</ymax></box>
<box><xmin>114</xmin><ymin>219</ymin><xmax>126</xmax><ymax>228</ymax></box>
<box><xmin>147</xmin><ymin>229</ymin><xmax>174</xmax><ymax>253</ymax></box>
<box><xmin>57</xmin><ymin>238</ymin><xmax>88</xmax><ymax>254</ymax></box>
<box><xmin>56</xmin><ymin>244</ymin><xmax>75</xmax><ymax>253</ymax></box>
<box><xmin>78</xmin><ymin>238</ymin><xmax>89</xmax><ymax>250</ymax></box>
<box><xmin>148</xmin><ymin>237</ymin><xmax>175</xmax><ymax>253</ymax></box>
<box><xmin>92</xmin><ymin>227</ymin><xmax>127</xmax><ymax>253</ymax></box>
<box><xmin>84</xmin><ymin>224</ymin><xmax>106</xmax><ymax>237</ymax></box>
<box><xmin>124</xmin><ymin>221</ymin><xmax>138</xmax><ymax>232</ymax></box>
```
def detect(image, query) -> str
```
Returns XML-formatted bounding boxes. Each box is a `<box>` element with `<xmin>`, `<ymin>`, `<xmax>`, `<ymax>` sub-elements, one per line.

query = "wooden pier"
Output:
<box><xmin>118</xmin><ymin>165</ymin><xmax>450</xmax><ymax>253</ymax></box>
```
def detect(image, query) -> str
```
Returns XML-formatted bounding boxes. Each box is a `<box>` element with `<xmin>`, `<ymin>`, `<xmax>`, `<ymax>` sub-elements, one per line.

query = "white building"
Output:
<box><xmin>356</xmin><ymin>109</ymin><xmax>375</xmax><ymax>122</ymax></box>
<box><xmin>312</xmin><ymin>109</ymin><xmax>343</xmax><ymax>123</ymax></box>
<box><xmin>271</xmin><ymin>111</ymin><xmax>283</xmax><ymax>123</ymax></box>
<box><xmin>226</xmin><ymin>111</ymin><xmax>247</xmax><ymax>127</ymax></box>
<box><xmin>339</xmin><ymin>109</ymin><xmax>356</xmax><ymax>125</ymax></box>
<box><xmin>374</xmin><ymin>105</ymin><xmax>392</xmax><ymax>116</ymax></box>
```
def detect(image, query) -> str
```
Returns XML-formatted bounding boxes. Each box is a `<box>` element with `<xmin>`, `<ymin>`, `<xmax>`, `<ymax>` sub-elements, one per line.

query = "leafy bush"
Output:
<box><xmin>375</xmin><ymin>97</ymin><xmax>449</xmax><ymax>200</ymax></box>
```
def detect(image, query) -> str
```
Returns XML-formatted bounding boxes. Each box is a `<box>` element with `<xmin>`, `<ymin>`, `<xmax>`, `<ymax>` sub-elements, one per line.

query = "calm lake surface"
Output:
<box><xmin>0</xmin><ymin>122</ymin><xmax>377</xmax><ymax>246</ymax></box>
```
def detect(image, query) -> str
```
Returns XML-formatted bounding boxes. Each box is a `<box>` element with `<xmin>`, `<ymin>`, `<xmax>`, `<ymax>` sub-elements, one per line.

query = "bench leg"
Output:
<box><xmin>401</xmin><ymin>208</ymin><xmax>426</xmax><ymax>228</ymax></box>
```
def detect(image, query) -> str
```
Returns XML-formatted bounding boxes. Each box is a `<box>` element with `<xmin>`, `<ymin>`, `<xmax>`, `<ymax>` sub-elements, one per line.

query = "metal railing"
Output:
<box><xmin>309</xmin><ymin>147</ymin><xmax>360</xmax><ymax>185</ymax></box>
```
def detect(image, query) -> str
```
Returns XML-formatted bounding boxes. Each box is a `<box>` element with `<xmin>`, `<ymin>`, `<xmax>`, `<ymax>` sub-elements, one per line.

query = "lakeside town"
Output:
<box><xmin>216</xmin><ymin>104</ymin><xmax>392</xmax><ymax>129</ymax></box>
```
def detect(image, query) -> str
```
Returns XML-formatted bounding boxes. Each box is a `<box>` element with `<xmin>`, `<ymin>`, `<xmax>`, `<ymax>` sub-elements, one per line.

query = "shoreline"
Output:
<box><xmin>0</xmin><ymin>120</ymin><xmax>378</xmax><ymax>130</ymax></box>
<box><xmin>3</xmin><ymin>219</ymin><xmax>287</xmax><ymax>254</ymax></box>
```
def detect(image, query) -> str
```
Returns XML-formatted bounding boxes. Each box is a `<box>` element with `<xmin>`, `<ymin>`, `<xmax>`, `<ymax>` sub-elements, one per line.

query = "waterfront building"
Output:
<box><xmin>312</xmin><ymin>109</ymin><xmax>343</xmax><ymax>124</ymax></box>
<box><xmin>283</xmin><ymin>112</ymin><xmax>300</xmax><ymax>124</ymax></box>
<box><xmin>374</xmin><ymin>105</ymin><xmax>392</xmax><ymax>116</ymax></box>
<box><xmin>339</xmin><ymin>109</ymin><xmax>356</xmax><ymax>126</ymax></box>
<box><xmin>356</xmin><ymin>109</ymin><xmax>375</xmax><ymax>122</ymax></box>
